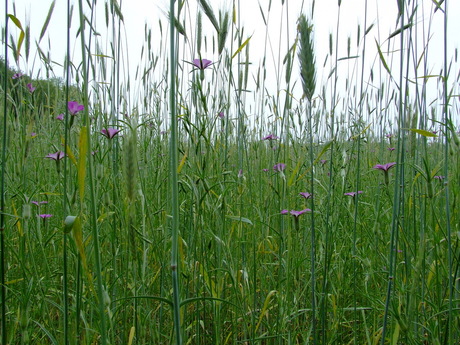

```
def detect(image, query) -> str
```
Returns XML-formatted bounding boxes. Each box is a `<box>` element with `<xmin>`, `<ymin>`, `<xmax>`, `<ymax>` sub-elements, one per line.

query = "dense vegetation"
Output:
<box><xmin>0</xmin><ymin>0</ymin><xmax>459</xmax><ymax>344</ymax></box>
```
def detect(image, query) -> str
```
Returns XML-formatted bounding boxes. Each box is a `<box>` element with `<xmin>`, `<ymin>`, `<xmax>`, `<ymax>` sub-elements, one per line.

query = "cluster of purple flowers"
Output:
<box><xmin>11</xmin><ymin>73</ymin><xmax>37</xmax><ymax>93</ymax></box>
<box><xmin>46</xmin><ymin>101</ymin><xmax>122</xmax><ymax>164</ymax></box>
<box><xmin>274</xmin><ymin>160</ymin><xmax>401</xmax><ymax>218</ymax></box>
<box><xmin>281</xmin><ymin>209</ymin><xmax>311</xmax><ymax>218</ymax></box>
<box><xmin>31</xmin><ymin>200</ymin><xmax>52</xmax><ymax>220</ymax></box>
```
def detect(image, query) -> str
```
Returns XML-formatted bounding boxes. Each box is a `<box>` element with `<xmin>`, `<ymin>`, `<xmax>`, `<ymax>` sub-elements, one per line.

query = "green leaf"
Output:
<box><xmin>180</xmin><ymin>296</ymin><xmax>235</xmax><ymax>308</ymax></box>
<box><xmin>226</xmin><ymin>215</ymin><xmax>253</xmax><ymax>225</ymax></box>
<box><xmin>313</xmin><ymin>140</ymin><xmax>334</xmax><ymax>164</ymax></box>
<box><xmin>97</xmin><ymin>212</ymin><xmax>115</xmax><ymax>223</ymax></box>
<box><xmin>288</xmin><ymin>159</ymin><xmax>303</xmax><ymax>187</ymax></box>
<box><xmin>17</xmin><ymin>31</ymin><xmax>25</xmax><ymax>61</ymax></box>
<box><xmin>7</xmin><ymin>14</ymin><xmax>24</xmax><ymax>31</ymax></box>
<box><xmin>387</xmin><ymin>23</ymin><xmax>413</xmax><ymax>40</ymax></box>
<box><xmin>72</xmin><ymin>216</ymin><xmax>88</xmax><ymax>272</ymax></box>
<box><xmin>365</xmin><ymin>23</ymin><xmax>374</xmax><ymax>36</ymax></box>
<box><xmin>232</xmin><ymin>36</ymin><xmax>252</xmax><ymax>60</ymax></box>
<box><xmin>255</xmin><ymin>290</ymin><xmax>277</xmax><ymax>333</ymax></box>
<box><xmin>375</xmin><ymin>39</ymin><xmax>392</xmax><ymax>77</ymax></box>
<box><xmin>406</xmin><ymin>128</ymin><xmax>438</xmax><ymax>137</ymax></box>
<box><xmin>31</xmin><ymin>320</ymin><xmax>58</xmax><ymax>345</ymax></box>
<box><xmin>337</xmin><ymin>55</ymin><xmax>359</xmax><ymax>61</ymax></box>
<box><xmin>78</xmin><ymin>127</ymin><xmax>88</xmax><ymax>201</ymax></box>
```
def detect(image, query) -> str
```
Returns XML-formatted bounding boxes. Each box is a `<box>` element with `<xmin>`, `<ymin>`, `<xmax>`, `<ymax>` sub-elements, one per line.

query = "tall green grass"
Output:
<box><xmin>0</xmin><ymin>0</ymin><xmax>459</xmax><ymax>344</ymax></box>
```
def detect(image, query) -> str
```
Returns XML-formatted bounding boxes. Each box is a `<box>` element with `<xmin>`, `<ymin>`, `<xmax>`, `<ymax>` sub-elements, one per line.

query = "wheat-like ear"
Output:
<box><xmin>218</xmin><ymin>10</ymin><xmax>230</xmax><ymax>55</ymax></box>
<box><xmin>298</xmin><ymin>14</ymin><xmax>316</xmax><ymax>102</ymax></box>
<box><xmin>198</xmin><ymin>0</ymin><xmax>219</xmax><ymax>32</ymax></box>
<box><xmin>197</xmin><ymin>12</ymin><xmax>202</xmax><ymax>54</ymax></box>
<box><xmin>124</xmin><ymin>128</ymin><xmax>137</xmax><ymax>204</ymax></box>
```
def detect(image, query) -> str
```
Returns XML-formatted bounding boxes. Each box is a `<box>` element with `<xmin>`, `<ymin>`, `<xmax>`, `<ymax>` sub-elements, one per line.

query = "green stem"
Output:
<box><xmin>442</xmin><ymin>1</ymin><xmax>453</xmax><ymax>343</ymax></box>
<box><xmin>169</xmin><ymin>0</ymin><xmax>182</xmax><ymax>343</ymax></box>
<box><xmin>381</xmin><ymin>2</ymin><xmax>407</xmax><ymax>342</ymax></box>
<box><xmin>77</xmin><ymin>0</ymin><xmax>107</xmax><ymax>343</ymax></box>
<box><xmin>307</xmin><ymin>102</ymin><xmax>317</xmax><ymax>345</ymax></box>
<box><xmin>1</xmin><ymin>2</ymin><xmax>9</xmax><ymax>343</ymax></box>
<box><xmin>62</xmin><ymin>0</ymin><xmax>72</xmax><ymax>343</ymax></box>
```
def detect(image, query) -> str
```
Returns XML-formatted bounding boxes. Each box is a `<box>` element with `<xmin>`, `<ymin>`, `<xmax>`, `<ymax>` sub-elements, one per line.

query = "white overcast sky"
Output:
<box><xmin>2</xmin><ymin>0</ymin><xmax>459</xmax><ymax>123</ymax></box>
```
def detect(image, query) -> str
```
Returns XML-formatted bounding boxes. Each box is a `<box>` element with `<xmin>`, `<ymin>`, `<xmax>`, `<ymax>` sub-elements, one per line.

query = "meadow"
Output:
<box><xmin>0</xmin><ymin>0</ymin><xmax>459</xmax><ymax>344</ymax></box>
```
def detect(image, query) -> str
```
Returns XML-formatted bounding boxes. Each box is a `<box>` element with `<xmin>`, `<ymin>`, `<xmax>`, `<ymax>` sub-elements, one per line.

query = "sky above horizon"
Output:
<box><xmin>1</xmin><ymin>0</ymin><xmax>459</xmax><ymax>129</ymax></box>
<box><xmin>4</xmin><ymin>1</ymin><xmax>458</xmax><ymax>73</ymax></box>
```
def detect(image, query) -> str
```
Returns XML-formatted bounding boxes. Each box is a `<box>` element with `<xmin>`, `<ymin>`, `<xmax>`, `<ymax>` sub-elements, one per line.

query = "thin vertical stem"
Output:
<box><xmin>308</xmin><ymin>103</ymin><xmax>317</xmax><ymax>345</ymax></box>
<box><xmin>381</xmin><ymin>1</ymin><xmax>406</xmax><ymax>343</ymax></box>
<box><xmin>169</xmin><ymin>0</ymin><xmax>182</xmax><ymax>344</ymax></box>
<box><xmin>442</xmin><ymin>1</ymin><xmax>453</xmax><ymax>343</ymax></box>
<box><xmin>1</xmin><ymin>1</ymin><xmax>9</xmax><ymax>343</ymax></box>
<box><xmin>62</xmin><ymin>0</ymin><xmax>72</xmax><ymax>343</ymax></box>
<box><xmin>77</xmin><ymin>0</ymin><xmax>107</xmax><ymax>343</ymax></box>
<box><xmin>352</xmin><ymin>1</ymin><xmax>368</xmax><ymax>343</ymax></box>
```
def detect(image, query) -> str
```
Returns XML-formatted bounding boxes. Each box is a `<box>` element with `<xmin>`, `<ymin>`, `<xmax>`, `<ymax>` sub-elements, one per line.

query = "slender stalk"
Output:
<box><xmin>352</xmin><ymin>1</ymin><xmax>368</xmax><ymax>342</ymax></box>
<box><xmin>77</xmin><ymin>0</ymin><xmax>107</xmax><ymax>343</ymax></box>
<box><xmin>442</xmin><ymin>1</ymin><xmax>453</xmax><ymax>343</ymax></box>
<box><xmin>307</xmin><ymin>102</ymin><xmax>317</xmax><ymax>345</ymax></box>
<box><xmin>381</xmin><ymin>2</ymin><xmax>407</xmax><ymax>343</ymax></box>
<box><xmin>298</xmin><ymin>13</ymin><xmax>316</xmax><ymax>343</ymax></box>
<box><xmin>62</xmin><ymin>0</ymin><xmax>72</xmax><ymax>343</ymax></box>
<box><xmin>1</xmin><ymin>1</ymin><xmax>9</xmax><ymax>343</ymax></box>
<box><xmin>169</xmin><ymin>0</ymin><xmax>182</xmax><ymax>343</ymax></box>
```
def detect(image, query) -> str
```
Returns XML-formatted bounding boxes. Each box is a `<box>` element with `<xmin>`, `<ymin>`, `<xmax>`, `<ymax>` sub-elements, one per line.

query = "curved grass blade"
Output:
<box><xmin>375</xmin><ymin>39</ymin><xmax>392</xmax><ymax>77</ymax></box>
<box><xmin>406</xmin><ymin>128</ymin><xmax>438</xmax><ymax>137</ymax></box>
<box><xmin>232</xmin><ymin>35</ymin><xmax>252</xmax><ymax>60</ymax></box>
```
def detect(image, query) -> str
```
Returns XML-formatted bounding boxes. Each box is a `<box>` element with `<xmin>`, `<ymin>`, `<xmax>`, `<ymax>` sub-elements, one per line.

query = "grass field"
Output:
<box><xmin>1</xmin><ymin>0</ymin><xmax>459</xmax><ymax>344</ymax></box>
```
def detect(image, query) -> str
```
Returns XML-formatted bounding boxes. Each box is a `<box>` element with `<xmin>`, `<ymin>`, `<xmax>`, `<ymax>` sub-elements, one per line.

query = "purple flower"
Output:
<box><xmin>262</xmin><ymin>168</ymin><xmax>269</xmax><ymax>172</ymax></box>
<box><xmin>385</xmin><ymin>133</ymin><xmax>393</xmax><ymax>139</ymax></box>
<box><xmin>101</xmin><ymin>128</ymin><xmax>121</xmax><ymax>139</ymax></box>
<box><xmin>56</xmin><ymin>113</ymin><xmax>64</xmax><ymax>121</ymax></box>
<box><xmin>12</xmin><ymin>73</ymin><xmax>23</xmax><ymax>79</ymax></box>
<box><xmin>434</xmin><ymin>175</ymin><xmax>445</xmax><ymax>180</ymax></box>
<box><xmin>388</xmin><ymin>147</ymin><xmax>395</xmax><ymax>152</ymax></box>
<box><xmin>32</xmin><ymin>201</ymin><xmax>48</xmax><ymax>206</ymax></box>
<box><xmin>262</xmin><ymin>134</ymin><xmax>278</xmax><ymax>140</ymax></box>
<box><xmin>373</xmin><ymin>162</ymin><xmax>396</xmax><ymax>185</ymax></box>
<box><xmin>68</xmin><ymin>101</ymin><xmax>84</xmax><ymax>115</ymax></box>
<box><xmin>290</xmin><ymin>209</ymin><xmax>311</xmax><ymax>217</ymax></box>
<box><xmin>38</xmin><ymin>214</ymin><xmax>53</xmax><ymax>219</ymax></box>
<box><xmin>30</xmin><ymin>132</ymin><xmax>37</xmax><ymax>138</ymax></box>
<box><xmin>281</xmin><ymin>209</ymin><xmax>311</xmax><ymax>217</ymax></box>
<box><xmin>192</xmin><ymin>58</ymin><xmax>212</xmax><ymax>70</ymax></box>
<box><xmin>320</xmin><ymin>159</ymin><xmax>327</xmax><ymax>165</ymax></box>
<box><xmin>299</xmin><ymin>192</ymin><xmax>313</xmax><ymax>199</ymax></box>
<box><xmin>344</xmin><ymin>191</ymin><xmax>363</xmax><ymax>197</ymax></box>
<box><xmin>27</xmin><ymin>83</ymin><xmax>36</xmax><ymax>93</ymax></box>
<box><xmin>373</xmin><ymin>162</ymin><xmax>396</xmax><ymax>172</ymax></box>
<box><xmin>45</xmin><ymin>151</ymin><xmax>66</xmax><ymax>161</ymax></box>
<box><xmin>238</xmin><ymin>169</ymin><xmax>244</xmax><ymax>178</ymax></box>
<box><xmin>218</xmin><ymin>112</ymin><xmax>225</xmax><ymax>118</ymax></box>
<box><xmin>273</xmin><ymin>163</ymin><xmax>286</xmax><ymax>172</ymax></box>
